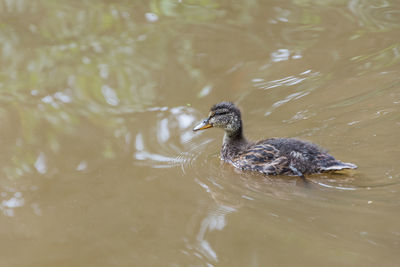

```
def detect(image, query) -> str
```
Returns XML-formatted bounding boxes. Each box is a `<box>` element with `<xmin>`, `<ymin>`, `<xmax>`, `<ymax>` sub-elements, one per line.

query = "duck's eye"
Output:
<box><xmin>215</xmin><ymin>111</ymin><xmax>228</xmax><ymax>116</ymax></box>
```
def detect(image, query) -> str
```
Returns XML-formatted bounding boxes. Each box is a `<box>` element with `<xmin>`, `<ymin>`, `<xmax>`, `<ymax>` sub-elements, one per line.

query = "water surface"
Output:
<box><xmin>0</xmin><ymin>0</ymin><xmax>399</xmax><ymax>266</ymax></box>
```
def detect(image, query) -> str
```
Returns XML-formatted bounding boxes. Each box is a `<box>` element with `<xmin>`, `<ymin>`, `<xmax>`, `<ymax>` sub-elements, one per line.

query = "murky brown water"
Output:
<box><xmin>1</xmin><ymin>0</ymin><xmax>400</xmax><ymax>266</ymax></box>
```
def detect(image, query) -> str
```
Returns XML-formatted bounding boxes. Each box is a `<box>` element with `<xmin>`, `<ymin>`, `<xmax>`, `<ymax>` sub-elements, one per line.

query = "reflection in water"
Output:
<box><xmin>348</xmin><ymin>0</ymin><xmax>400</xmax><ymax>30</ymax></box>
<box><xmin>252</xmin><ymin>69</ymin><xmax>315</xmax><ymax>90</ymax></box>
<box><xmin>76</xmin><ymin>160</ymin><xmax>88</xmax><ymax>171</ymax></box>
<box><xmin>317</xmin><ymin>182</ymin><xmax>357</xmax><ymax>191</ymax></box>
<box><xmin>195</xmin><ymin>204</ymin><xmax>236</xmax><ymax>263</ymax></box>
<box><xmin>135</xmin><ymin>132</ymin><xmax>179</xmax><ymax>168</ymax></box>
<box><xmin>133</xmin><ymin>105</ymin><xmax>211</xmax><ymax>170</ymax></box>
<box><xmin>34</xmin><ymin>152</ymin><xmax>47</xmax><ymax>174</ymax></box>
<box><xmin>271</xmin><ymin>48</ymin><xmax>302</xmax><ymax>62</ymax></box>
<box><xmin>1</xmin><ymin>192</ymin><xmax>25</xmax><ymax>217</ymax></box>
<box><xmin>252</xmin><ymin>70</ymin><xmax>320</xmax><ymax>118</ymax></box>
<box><xmin>101</xmin><ymin>85</ymin><xmax>119</xmax><ymax>106</ymax></box>
<box><xmin>145</xmin><ymin>12</ymin><xmax>159</xmax><ymax>22</ymax></box>
<box><xmin>184</xmin><ymin>175</ymin><xmax>243</xmax><ymax>264</ymax></box>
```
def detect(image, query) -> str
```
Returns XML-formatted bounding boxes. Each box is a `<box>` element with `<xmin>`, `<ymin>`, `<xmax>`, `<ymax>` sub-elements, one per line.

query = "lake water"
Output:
<box><xmin>0</xmin><ymin>0</ymin><xmax>399</xmax><ymax>266</ymax></box>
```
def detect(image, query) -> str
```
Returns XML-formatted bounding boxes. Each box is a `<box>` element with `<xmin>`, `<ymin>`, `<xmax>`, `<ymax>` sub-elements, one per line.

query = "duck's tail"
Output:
<box><xmin>321</xmin><ymin>161</ymin><xmax>358</xmax><ymax>172</ymax></box>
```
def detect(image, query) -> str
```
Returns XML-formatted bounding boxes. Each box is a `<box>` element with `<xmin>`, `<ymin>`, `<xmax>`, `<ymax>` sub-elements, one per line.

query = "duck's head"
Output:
<box><xmin>193</xmin><ymin>102</ymin><xmax>242</xmax><ymax>137</ymax></box>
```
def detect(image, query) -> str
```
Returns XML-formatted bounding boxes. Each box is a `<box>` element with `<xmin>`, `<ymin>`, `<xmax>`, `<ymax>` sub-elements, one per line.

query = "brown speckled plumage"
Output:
<box><xmin>193</xmin><ymin>102</ymin><xmax>357</xmax><ymax>177</ymax></box>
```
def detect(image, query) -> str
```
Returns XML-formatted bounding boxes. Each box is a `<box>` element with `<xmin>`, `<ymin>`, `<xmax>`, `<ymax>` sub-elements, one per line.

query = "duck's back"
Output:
<box><xmin>233</xmin><ymin>138</ymin><xmax>357</xmax><ymax>176</ymax></box>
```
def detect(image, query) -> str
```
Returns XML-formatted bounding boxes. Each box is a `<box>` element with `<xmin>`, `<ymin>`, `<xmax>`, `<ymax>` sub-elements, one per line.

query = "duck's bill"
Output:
<box><xmin>193</xmin><ymin>119</ymin><xmax>213</xmax><ymax>131</ymax></box>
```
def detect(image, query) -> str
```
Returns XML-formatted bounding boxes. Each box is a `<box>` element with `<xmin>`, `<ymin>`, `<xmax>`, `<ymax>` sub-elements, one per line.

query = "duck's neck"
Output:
<box><xmin>223</xmin><ymin>127</ymin><xmax>245</xmax><ymax>144</ymax></box>
<box><xmin>221</xmin><ymin>126</ymin><xmax>249</xmax><ymax>161</ymax></box>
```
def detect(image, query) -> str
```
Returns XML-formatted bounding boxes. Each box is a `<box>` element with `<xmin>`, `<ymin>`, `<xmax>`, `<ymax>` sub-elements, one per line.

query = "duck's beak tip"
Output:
<box><xmin>193</xmin><ymin>119</ymin><xmax>212</xmax><ymax>131</ymax></box>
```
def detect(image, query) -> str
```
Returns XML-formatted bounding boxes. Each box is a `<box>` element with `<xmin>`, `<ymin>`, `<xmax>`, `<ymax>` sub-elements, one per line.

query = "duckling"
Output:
<box><xmin>193</xmin><ymin>102</ymin><xmax>357</xmax><ymax>177</ymax></box>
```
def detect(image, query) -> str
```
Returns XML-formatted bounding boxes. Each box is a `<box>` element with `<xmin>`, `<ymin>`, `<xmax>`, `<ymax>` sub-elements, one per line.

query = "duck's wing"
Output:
<box><xmin>234</xmin><ymin>154</ymin><xmax>291</xmax><ymax>175</ymax></box>
<box><xmin>261</xmin><ymin>138</ymin><xmax>358</xmax><ymax>174</ymax></box>
<box><xmin>240</xmin><ymin>143</ymin><xmax>280</xmax><ymax>162</ymax></box>
<box><xmin>232</xmin><ymin>144</ymin><xmax>293</xmax><ymax>175</ymax></box>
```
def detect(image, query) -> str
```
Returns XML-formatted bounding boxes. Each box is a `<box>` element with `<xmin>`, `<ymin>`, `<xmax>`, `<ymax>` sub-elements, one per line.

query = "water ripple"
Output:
<box><xmin>348</xmin><ymin>0</ymin><xmax>400</xmax><ymax>30</ymax></box>
<box><xmin>252</xmin><ymin>69</ymin><xmax>314</xmax><ymax>90</ymax></box>
<box><xmin>133</xmin><ymin>105</ymin><xmax>216</xmax><ymax>172</ymax></box>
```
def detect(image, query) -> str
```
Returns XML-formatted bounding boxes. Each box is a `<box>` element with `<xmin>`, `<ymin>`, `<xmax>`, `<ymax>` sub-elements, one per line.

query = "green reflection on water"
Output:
<box><xmin>0</xmin><ymin>0</ymin><xmax>399</xmax><ymax>181</ymax></box>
